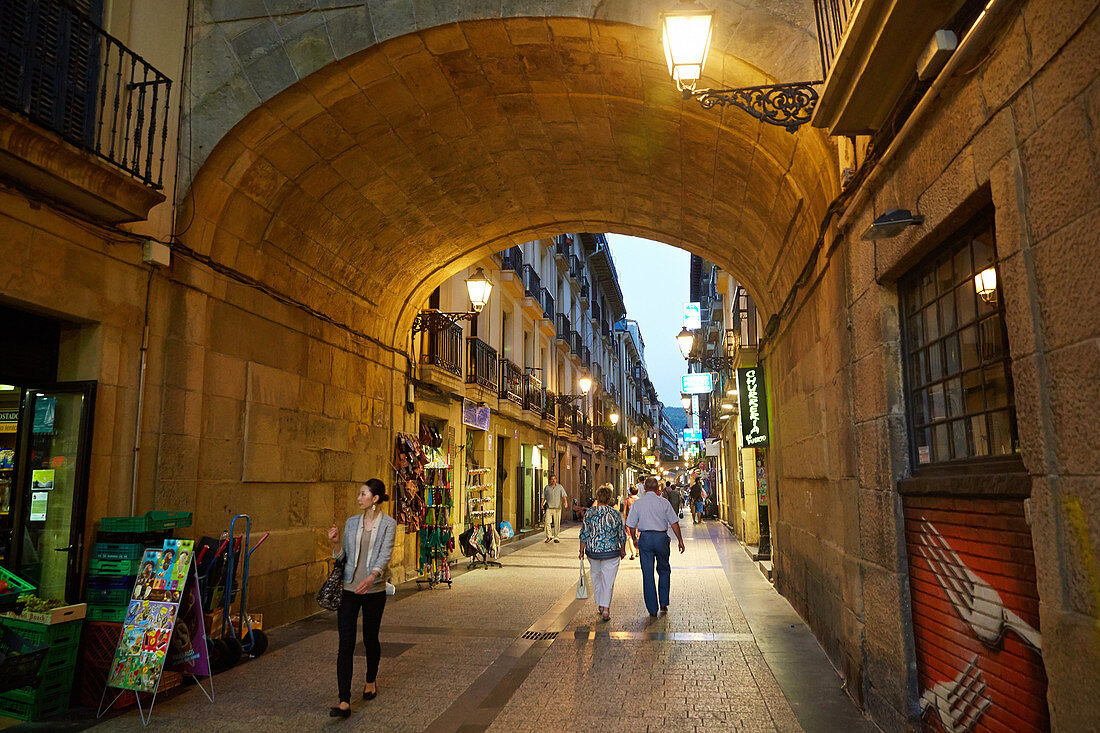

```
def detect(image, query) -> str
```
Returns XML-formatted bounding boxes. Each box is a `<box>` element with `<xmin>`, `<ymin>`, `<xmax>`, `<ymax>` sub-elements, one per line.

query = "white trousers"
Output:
<box><xmin>588</xmin><ymin>556</ymin><xmax>621</xmax><ymax>609</ymax></box>
<box><xmin>544</xmin><ymin>507</ymin><xmax>562</xmax><ymax>539</ymax></box>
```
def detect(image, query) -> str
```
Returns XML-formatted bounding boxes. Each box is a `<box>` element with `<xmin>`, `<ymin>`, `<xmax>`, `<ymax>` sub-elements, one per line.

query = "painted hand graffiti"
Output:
<box><xmin>915</xmin><ymin>518</ymin><xmax>1042</xmax><ymax>652</ymax></box>
<box><xmin>919</xmin><ymin>655</ymin><xmax>992</xmax><ymax>733</ymax></box>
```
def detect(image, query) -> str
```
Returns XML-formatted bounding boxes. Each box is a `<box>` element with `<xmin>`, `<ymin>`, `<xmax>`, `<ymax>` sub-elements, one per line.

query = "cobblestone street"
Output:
<box><xmin>83</xmin><ymin>522</ymin><xmax>875</xmax><ymax>732</ymax></box>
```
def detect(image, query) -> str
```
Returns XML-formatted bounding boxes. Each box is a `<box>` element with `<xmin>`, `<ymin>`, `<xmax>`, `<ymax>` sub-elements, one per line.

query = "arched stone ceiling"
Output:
<box><xmin>182</xmin><ymin>17</ymin><xmax>838</xmax><ymax>350</ymax></box>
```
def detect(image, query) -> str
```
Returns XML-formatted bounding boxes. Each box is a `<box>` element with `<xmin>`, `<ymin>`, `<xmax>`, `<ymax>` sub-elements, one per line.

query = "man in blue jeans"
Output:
<box><xmin>624</xmin><ymin>477</ymin><xmax>686</xmax><ymax>616</ymax></box>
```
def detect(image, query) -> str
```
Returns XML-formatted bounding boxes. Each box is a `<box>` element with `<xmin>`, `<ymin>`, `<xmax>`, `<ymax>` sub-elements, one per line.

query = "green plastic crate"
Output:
<box><xmin>89</xmin><ymin>557</ymin><xmax>141</xmax><ymax>576</ymax></box>
<box><xmin>0</xmin><ymin>667</ymin><xmax>74</xmax><ymax>720</ymax></box>
<box><xmin>37</xmin><ymin>643</ymin><xmax>78</xmax><ymax>678</ymax></box>
<box><xmin>99</xmin><ymin>511</ymin><xmax>192</xmax><ymax>533</ymax></box>
<box><xmin>0</xmin><ymin>618</ymin><xmax>81</xmax><ymax>649</ymax></box>
<box><xmin>91</xmin><ymin>543</ymin><xmax>145</xmax><ymax>562</ymax></box>
<box><xmin>86</xmin><ymin>605</ymin><xmax>127</xmax><ymax>623</ymax></box>
<box><xmin>0</xmin><ymin>567</ymin><xmax>35</xmax><ymax>611</ymax></box>
<box><xmin>84</xmin><ymin>588</ymin><xmax>131</xmax><ymax>606</ymax></box>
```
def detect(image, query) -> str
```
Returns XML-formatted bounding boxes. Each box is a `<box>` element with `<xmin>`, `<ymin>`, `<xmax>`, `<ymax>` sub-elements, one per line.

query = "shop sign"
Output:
<box><xmin>682</xmin><ymin>428</ymin><xmax>703</xmax><ymax>442</ymax></box>
<box><xmin>461</xmin><ymin>399</ymin><xmax>490</xmax><ymax>431</ymax></box>
<box><xmin>0</xmin><ymin>409</ymin><xmax>18</xmax><ymax>422</ymax></box>
<box><xmin>704</xmin><ymin>439</ymin><xmax>721</xmax><ymax>457</ymax></box>
<box><xmin>736</xmin><ymin>367</ymin><xmax>769</xmax><ymax>448</ymax></box>
<box><xmin>683</xmin><ymin>302</ymin><xmax>701</xmax><ymax>330</ymax></box>
<box><xmin>644</xmin><ymin>455</ymin><xmax>656</xmax><ymax>465</ymax></box>
<box><xmin>681</xmin><ymin>372</ymin><xmax>713</xmax><ymax>394</ymax></box>
<box><xmin>0</xmin><ymin>423</ymin><xmax>14</xmax><ymax>434</ymax></box>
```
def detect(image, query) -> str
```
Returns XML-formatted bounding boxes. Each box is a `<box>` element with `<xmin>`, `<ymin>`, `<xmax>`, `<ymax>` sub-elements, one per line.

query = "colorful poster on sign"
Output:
<box><xmin>31</xmin><ymin>469</ymin><xmax>54</xmax><ymax>490</ymax></box>
<box><xmin>109</xmin><ymin>539</ymin><xmax>195</xmax><ymax>692</ymax></box>
<box><xmin>167</xmin><ymin>566</ymin><xmax>211</xmax><ymax>676</ymax></box>
<box><xmin>31</xmin><ymin>397</ymin><xmax>55</xmax><ymax>434</ymax></box>
<box><xmin>29</xmin><ymin>491</ymin><xmax>48</xmax><ymax>521</ymax></box>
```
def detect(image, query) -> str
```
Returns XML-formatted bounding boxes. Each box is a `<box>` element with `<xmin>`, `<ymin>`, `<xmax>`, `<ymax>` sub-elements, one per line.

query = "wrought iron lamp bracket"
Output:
<box><xmin>556</xmin><ymin>393</ymin><xmax>586</xmax><ymax>405</ymax></box>
<box><xmin>684</xmin><ymin>81</ymin><xmax>822</xmax><ymax>133</ymax></box>
<box><xmin>688</xmin><ymin>354</ymin><xmax>737</xmax><ymax>371</ymax></box>
<box><xmin>410</xmin><ymin>310</ymin><xmax>477</xmax><ymax>335</ymax></box>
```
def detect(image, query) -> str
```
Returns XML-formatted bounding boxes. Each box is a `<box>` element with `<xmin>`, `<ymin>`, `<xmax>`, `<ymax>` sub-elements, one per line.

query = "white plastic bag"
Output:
<box><xmin>576</xmin><ymin>559</ymin><xmax>589</xmax><ymax>599</ymax></box>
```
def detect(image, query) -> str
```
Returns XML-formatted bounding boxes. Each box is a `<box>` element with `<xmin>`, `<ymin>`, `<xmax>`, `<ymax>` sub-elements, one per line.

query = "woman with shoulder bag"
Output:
<box><xmin>326</xmin><ymin>478</ymin><xmax>396</xmax><ymax>718</ymax></box>
<box><xmin>578</xmin><ymin>484</ymin><xmax>628</xmax><ymax>622</ymax></box>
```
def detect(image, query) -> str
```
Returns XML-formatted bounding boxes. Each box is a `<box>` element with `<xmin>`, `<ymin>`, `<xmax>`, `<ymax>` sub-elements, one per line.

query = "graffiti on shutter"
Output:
<box><xmin>903</xmin><ymin>496</ymin><xmax>1049</xmax><ymax>732</ymax></box>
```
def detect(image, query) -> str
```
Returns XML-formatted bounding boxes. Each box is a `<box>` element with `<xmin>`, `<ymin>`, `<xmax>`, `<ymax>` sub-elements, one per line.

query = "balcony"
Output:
<box><xmin>556</xmin><ymin>314</ymin><xmax>571</xmax><ymax>342</ymax></box>
<box><xmin>0</xmin><ymin>0</ymin><xmax>171</xmax><ymax>222</ymax></box>
<box><xmin>579</xmin><ymin>276</ymin><xmax>590</xmax><ymax>302</ymax></box>
<box><xmin>501</xmin><ymin>246</ymin><xmax>523</xmax><ymax>273</ymax></box>
<box><xmin>812</xmin><ymin>0</ymin><xmax>978</xmax><ymax>134</ymax></box>
<box><xmin>419</xmin><ymin>312</ymin><xmax>463</xmax><ymax>377</ymax></box>
<box><xmin>569</xmin><ymin>330</ymin><xmax>582</xmax><ymax>358</ymax></box>
<box><xmin>554</xmin><ymin>234</ymin><xmax>572</xmax><ymax>258</ymax></box>
<box><xmin>591</xmin><ymin>300</ymin><xmax>602</xmax><ymax>324</ymax></box>
<box><xmin>582</xmin><ymin>346</ymin><xmax>591</xmax><ymax>369</ymax></box>
<box><xmin>499</xmin><ymin>358</ymin><xmax>524</xmax><ymax>405</ymax></box>
<box><xmin>568</xmin><ymin>254</ymin><xmax>583</xmax><ymax>282</ymax></box>
<box><xmin>465</xmin><ymin>338</ymin><xmax>498</xmax><ymax>390</ymax></box>
<box><xmin>522</xmin><ymin>264</ymin><xmax>541</xmax><ymax>299</ymax></box>
<box><xmin>543</xmin><ymin>391</ymin><xmax>556</xmax><ymax>421</ymax></box>
<box><xmin>522</xmin><ymin>373</ymin><xmax>544</xmax><ymax>413</ymax></box>
<box><xmin>541</xmin><ymin>287</ymin><xmax>555</xmax><ymax>321</ymax></box>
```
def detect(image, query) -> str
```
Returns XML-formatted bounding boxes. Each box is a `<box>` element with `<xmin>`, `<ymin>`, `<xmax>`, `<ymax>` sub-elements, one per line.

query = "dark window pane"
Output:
<box><xmin>956</xmin><ymin>283</ymin><xmax>977</xmax><ymax>326</ymax></box>
<box><xmin>950</xmin><ymin>419</ymin><xmax>967</xmax><ymax>458</ymax></box>
<box><xmin>928</xmin><ymin>343</ymin><xmax>943</xmax><ymax>381</ymax></box>
<box><xmin>940</xmin><ymin>292</ymin><xmax>957</xmax><ymax>332</ymax></box>
<box><xmin>946</xmin><ymin>377</ymin><xmax>963</xmax><ymax>417</ymax></box>
<box><xmin>984</xmin><ymin>363</ymin><xmax>1009</xmax><ymax>409</ymax></box>
<box><xmin>944</xmin><ymin>333</ymin><xmax>961</xmax><ymax>374</ymax></box>
<box><xmin>930</xmin><ymin>383</ymin><xmax>946</xmax><ymax>421</ymax></box>
<box><xmin>973</xmin><ymin>230</ymin><xmax>995</xmax><ymax>270</ymax></box>
<box><xmin>907</xmin><ymin>312</ymin><xmax>924</xmax><ymax>349</ymax></box>
<box><xmin>953</xmin><ymin>247</ymin><xmax>971</xmax><ymax>288</ymax></box>
<box><xmin>963</xmin><ymin>369</ymin><xmax>985</xmax><ymax>413</ymax></box>
<box><xmin>988</xmin><ymin>410</ymin><xmax>1014</xmax><ymax>455</ymax></box>
<box><xmin>921</xmin><ymin>271</ymin><xmax>936</xmax><ymax>306</ymax></box>
<box><xmin>911</xmin><ymin>351</ymin><xmax>927</xmax><ymax>387</ymax></box>
<box><xmin>980</xmin><ymin>315</ymin><xmax>1007</xmax><ymax>362</ymax></box>
<box><xmin>923</xmin><ymin>304</ymin><xmax>940</xmax><ymax>341</ymax></box>
<box><xmin>937</xmin><ymin>258</ymin><xmax>954</xmax><ymax>294</ymax></box>
<box><xmin>959</xmin><ymin>324</ymin><xmax>980</xmax><ymax>370</ymax></box>
<box><xmin>969</xmin><ymin>415</ymin><xmax>989</xmax><ymax>456</ymax></box>
<box><xmin>912</xmin><ymin>388</ymin><xmax>927</xmax><ymax>425</ymax></box>
<box><xmin>933</xmin><ymin>423</ymin><xmax>950</xmax><ymax>461</ymax></box>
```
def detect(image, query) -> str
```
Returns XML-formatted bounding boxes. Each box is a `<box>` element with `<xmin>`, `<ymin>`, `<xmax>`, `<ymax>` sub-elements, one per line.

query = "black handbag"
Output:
<box><xmin>317</xmin><ymin>557</ymin><xmax>346</xmax><ymax>610</ymax></box>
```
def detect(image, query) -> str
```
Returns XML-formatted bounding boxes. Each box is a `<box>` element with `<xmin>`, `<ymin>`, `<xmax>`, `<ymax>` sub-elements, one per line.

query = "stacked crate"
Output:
<box><xmin>85</xmin><ymin>540</ymin><xmax>147</xmax><ymax>623</ymax></box>
<box><xmin>0</xmin><ymin>611</ymin><xmax>84</xmax><ymax>720</ymax></box>
<box><xmin>77</xmin><ymin>621</ymin><xmax>180</xmax><ymax>709</ymax></box>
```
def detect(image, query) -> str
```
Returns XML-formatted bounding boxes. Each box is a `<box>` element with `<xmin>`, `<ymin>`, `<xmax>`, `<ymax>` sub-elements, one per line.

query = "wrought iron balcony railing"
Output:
<box><xmin>543</xmin><ymin>391</ymin><xmax>556</xmax><ymax>420</ymax></box>
<box><xmin>499</xmin><ymin>358</ymin><xmax>523</xmax><ymax>404</ymax></box>
<box><xmin>465</xmin><ymin>337</ymin><xmax>498</xmax><ymax>390</ymax></box>
<box><xmin>541</xmin><ymin>287</ymin><xmax>554</xmax><ymax>321</ymax></box>
<box><xmin>419</xmin><ymin>312</ymin><xmax>463</xmax><ymax>377</ymax></box>
<box><xmin>569</xmin><ymin>330</ymin><xmax>582</xmax><ymax>357</ymax></box>
<box><xmin>0</xmin><ymin>0</ymin><xmax>173</xmax><ymax>189</ymax></box>
<box><xmin>522</xmin><ymin>373</ymin><xmax>543</xmax><ymax>413</ymax></box>
<box><xmin>501</xmin><ymin>246</ymin><xmax>523</xmax><ymax>273</ymax></box>
<box><xmin>582</xmin><ymin>346</ymin><xmax>591</xmax><ymax>369</ymax></box>
<box><xmin>555</xmin><ymin>235</ymin><xmax>572</xmax><ymax>258</ymax></box>
<box><xmin>812</xmin><ymin>0</ymin><xmax>855</xmax><ymax>79</ymax></box>
<box><xmin>591</xmin><ymin>300</ymin><xmax>601</xmax><ymax>324</ymax></box>
<box><xmin>556</xmin><ymin>314</ymin><xmax>571</xmax><ymax>341</ymax></box>
<box><xmin>522</xmin><ymin>264</ymin><xmax>540</xmax><ymax>299</ymax></box>
<box><xmin>569</xmin><ymin>254</ymin><xmax>583</xmax><ymax>282</ymax></box>
<box><xmin>579</xmin><ymin>276</ymin><xmax>590</xmax><ymax>301</ymax></box>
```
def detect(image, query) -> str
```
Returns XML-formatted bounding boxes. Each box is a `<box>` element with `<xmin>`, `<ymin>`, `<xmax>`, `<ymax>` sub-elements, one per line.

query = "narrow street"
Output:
<box><xmin>94</xmin><ymin>522</ymin><xmax>874</xmax><ymax>732</ymax></box>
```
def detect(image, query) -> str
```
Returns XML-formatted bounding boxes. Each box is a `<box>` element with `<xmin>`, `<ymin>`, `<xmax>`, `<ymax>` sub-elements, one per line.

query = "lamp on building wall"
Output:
<box><xmin>974</xmin><ymin>267</ymin><xmax>998</xmax><ymax>303</ymax></box>
<box><xmin>680</xmin><ymin>393</ymin><xmax>692</xmax><ymax>412</ymax></box>
<box><xmin>411</xmin><ymin>267</ymin><xmax>494</xmax><ymax>333</ymax></box>
<box><xmin>578</xmin><ymin>372</ymin><xmax>593</xmax><ymax>395</ymax></box>
<box><xmin>861</xmin><ymin>209</ymin><xmax>924</xmax><ymax>240</ymax></box>
<box><xmin>631</xmin><ymin>436</ymin><xmax>639</xmax><ymax>445</ymax></box>
<box><xmin>676</xmin><ymin>327</ymin><xmax>694</xmax><ymax>358</ymax></box>
<box><xmin>660</xmin><ymin>0</ymin><xmax>820</xmax><ymax>132</ymax></box>
<box><xmin>609</xmin><ymin>412</ymin><xmax>620</xmax><ymax>426</ymax></box>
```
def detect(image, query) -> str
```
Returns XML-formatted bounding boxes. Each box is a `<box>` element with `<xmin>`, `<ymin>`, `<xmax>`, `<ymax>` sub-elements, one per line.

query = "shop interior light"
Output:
<box><xmin>676</xmin><ymin>326</ymin><xmax>695</xmax><ymax>359</ymax></box>
<box><xmin>719</xmin><ymin>414</ymin><xmax>731</xmax><ymax>420</ymax></box>
<box><xmin>0</xmin><ymin>385</ymin><xmax>15</xmax><ymax>391</ymax></box>
<box><xmin>660</xmin><ymin>1</ymin><xmax>714</xmax><ymax>92</ymax></box>
<box><xmin>721</xmin><ymin>402</ymin><xmax>733</xmax><ymax>410</ymax></box>
<box><xmin>726</xmin><ymin>385</ymin><xmax>737</xmax><ymax>396</ymax></box>
<box><xmin>974</xmin><ymin>267</ymin><xmax>998</xmax><ymax>303</ymax></box>
<box><xmin>609</xmin><ymin>412</ymin><xmax>620</xmax><ymax>425</ymax></box>
<box><xmin>465</xmin><ymin>267</ymin><xmax>493</xmax><ymax>313</ymax></box>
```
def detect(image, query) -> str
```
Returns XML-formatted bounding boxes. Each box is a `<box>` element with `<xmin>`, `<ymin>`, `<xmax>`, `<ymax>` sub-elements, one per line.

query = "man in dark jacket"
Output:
<box><xmin>689</xmin><ymin>479</ymin><xmax>704</xmax><ymax>524</ymax></box>
<box><xmin>663</xmin><ymin>481</ymin><xmax>682</xmax><ymax>517</ymax></box>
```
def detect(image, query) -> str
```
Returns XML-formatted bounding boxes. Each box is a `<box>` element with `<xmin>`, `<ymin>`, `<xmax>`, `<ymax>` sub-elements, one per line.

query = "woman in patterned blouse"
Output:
<box><xmin>579</xmin><ymin>483</ymin><xmax>628</xmax><ymax>621</ymax></box>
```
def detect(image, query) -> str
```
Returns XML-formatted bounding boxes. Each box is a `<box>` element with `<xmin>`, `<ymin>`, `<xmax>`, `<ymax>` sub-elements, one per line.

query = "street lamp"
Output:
<box><xmin>630</xmin><ymin>436</ymin><xmax>638</xmax><ymax>445</ymax></box>
<box><xmin>660</xmin><ymin>0</ymin><xmax>820</xmax><ymax>133</ymax></box>
<box><xmin>974</xmin><ymin>267</ymin><xmax>998</xmax><ymax>303</ymax></box>
<box><xmin>676</xmin><ymin>327</ymin><xmax>694</xmax><ymax>358</ymax></box>
<box><xmin>578</xmin><ymin>371</ymin><xmax>593</xmax><ymax>395</ymax></box>
<box><xmin>609</xmin><ymin>412</ymin><xmax>619</xmax><ymax>426</ymax></box>
<box><xmin>411</xmin><ymin>267</ymin><xmax>494</xmax><ymax>333</ymax></box>
<box><xmin>680</xmin><ymin>393</ymin><xmax>692</xmax><ymax>411</ymax></box>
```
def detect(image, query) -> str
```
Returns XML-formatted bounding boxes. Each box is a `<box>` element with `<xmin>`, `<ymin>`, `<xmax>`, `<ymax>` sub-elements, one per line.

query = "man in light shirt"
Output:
<box><xmin>624</xmin><ymin>477</ymin><xmax>685</xmax><ymax>616</ymax></box>
<box><xmin>542</xmin><ymin>474</ymin><xmax>568</xmax><ymax>544</ymax></box>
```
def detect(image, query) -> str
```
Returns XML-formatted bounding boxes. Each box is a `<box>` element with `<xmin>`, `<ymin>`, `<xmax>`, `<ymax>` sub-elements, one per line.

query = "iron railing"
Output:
<box><xmin>556</xmin><ymin>314</ymin><xmax>571</xmax><ymax>341</ymax></box>
<box><xmin>579</xmin><ymin>276</ymin><xmax>590</xmax><ymax>300</ymax></box>
<box><xmin>569</xmin><ymin>330</ymin><xmax>582</xmax><ymax>357</ymax></box>
<box><xmin>555</xmin><ymin>235</ymin><xmax>572</xmax><ymax>257</ymax></box>
<box><xmin>420</xmin><ymin>312</ymin><xmax>463</xmax><ymax>377</ymax></box>
<box><xmin>592</xmin><ymin>300</ymin><xmax>601</xmax><ymax>324</ymax></box>
<box><xmin>569</xmin><ymin>254</ymin><xmax>583</xmax><ymax>281</ymax></box>
<box><xmin>465</xmin><ymin>338</ymin><xmax>498</xmax><ymax>390</ymax></box>
<box><xmin>541</xmin><ymin>287</ymin><xmax>555</xmax><ymax>321</ymax></box>
<box><xmin>523</xmin><ymin>373</ymin><xmax>543</xmax><ymax>413</ymax></box>
<box><xmin>543</xmin><ymin>391</ymin><xmax>556</xmax><ymax>421</ymax></box>
<box><xmin>499</xmin><ymin>358</ymin><xmax>523</xmax><ymax>404</ymax></box>
<box><xmin>582</xmin><ymin>346</ymin><xmax>591</xmax><ymax>368</ymax></box>
<box><xmin>501</xmin><ymin>246</ymin><xmax>523</xmax><ymax>273</ymax></box>
<box><xmin>812</xmin><ymin>0</ymin><xmax>856</xmax><ymax>79</ymax></box>
<box><xmin>522</xmin><ymin>264</ymin><xmax>540</xmax><ymax>299</ymax></box>
<box><xmin>0</xmin><ymin>0</ymin><xmax>173</xmax><ymax>188</ymax></box>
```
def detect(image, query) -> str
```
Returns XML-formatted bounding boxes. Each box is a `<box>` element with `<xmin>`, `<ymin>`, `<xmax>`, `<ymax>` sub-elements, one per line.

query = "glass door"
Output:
<box><xmin>11</xmin><ymin>382</ymin><xmax>96</xmax><ymax>602</ymax></box>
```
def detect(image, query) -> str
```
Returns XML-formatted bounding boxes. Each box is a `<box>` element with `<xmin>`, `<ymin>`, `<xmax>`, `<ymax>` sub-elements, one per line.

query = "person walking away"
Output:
<box><xmin>578</xmin><ymin>484</ymin><xmax>627</xmax><ymax>621</ymax></box>
<box><xmin>623</xmin><ymin>486</ymin><xmax>640</xmax><ymax>560</ymax></box>
<box><xmin>689</xmin><ymin>478</ymin><xmax>704</xmax><ymax>524</ymax></box>
<box><xmin>663</xmin><ymin>481</ymin><xmax>683</xmax><ymax>518</ymax></box>
<box><xmin>625</xmin><ymin>477</ymin><xmax>685</xmax><ymax>616</ymax></box>
<box><xmin>542</xmin><ymin>474</ymin><xmax>568</xmax><ymax>543</ymax></box>
<box><xmin>327</xmin><ymin>479</ymin><xmax>397</xmax><ymax>718</ymax></box>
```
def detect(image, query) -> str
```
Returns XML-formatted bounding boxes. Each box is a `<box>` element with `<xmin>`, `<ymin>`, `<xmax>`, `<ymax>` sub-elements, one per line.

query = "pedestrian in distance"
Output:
<box><xmin>542</xmin><ymin>474</ymin><xmax>568</xmax><ymax>543</ymax></box>
<box><xmin>625</xmin><ymin>477</ymin><xmax>685</xmax><ymax>617</ymax></box>
<box><xmin>689</xmin><ymin>477</ymin><xmax>704</xmax><ymax>524</ymax></box>
<box><xmin>663</xmin><ymin>480</ymin><xmax>683</xmax><ymax>518</ymax></box>
<box><xmin>623</xmin><ymin>485</ymin><xmax>640</xmax><ymax>560</ymax></box>
<box><xmin>579</xmin><ymin>483</ymin><xmax>628</xmax><ymax>622</ymax></box>
<box><xmin>327</xmin><ymin>478</ymin><xmax>397</xmax><ymax>718</ymax></box>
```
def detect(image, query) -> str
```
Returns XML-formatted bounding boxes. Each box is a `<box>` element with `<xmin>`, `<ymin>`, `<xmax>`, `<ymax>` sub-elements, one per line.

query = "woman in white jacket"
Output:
<box><xmin>327</xmin><ymin>478</ymin><xmax>397</xmax><ymax>718</ymax></box>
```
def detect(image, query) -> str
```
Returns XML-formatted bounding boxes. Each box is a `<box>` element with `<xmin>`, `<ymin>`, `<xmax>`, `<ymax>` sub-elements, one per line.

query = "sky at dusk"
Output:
<box><xmin>605</xmin><ymin>234</ymin><xmax>691</xmax><ymax>408</ymax></box>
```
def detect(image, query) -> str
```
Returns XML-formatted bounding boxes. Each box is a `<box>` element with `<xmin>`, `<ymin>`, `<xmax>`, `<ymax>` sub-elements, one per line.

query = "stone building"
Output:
<box><xmin>0</xmin><ymin>0</ymin><xmax>1095</xmax><ymax>729</ymax></box>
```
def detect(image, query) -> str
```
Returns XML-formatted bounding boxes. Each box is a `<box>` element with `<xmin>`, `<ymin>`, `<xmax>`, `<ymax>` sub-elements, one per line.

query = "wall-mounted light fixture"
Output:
<box><xmin>861</xmin><ymin>209</ymin><xmax>925</xmax><ymax>241</ymax></box>
<box><xmin>974</xmin><ymin>267</ymin><xmax>998</xmax><ymax>303</ymax></box>
<box><xmin>411</xmin><ymin>267</ymin><xmax>494</xmax><ymax>333</ymax></box>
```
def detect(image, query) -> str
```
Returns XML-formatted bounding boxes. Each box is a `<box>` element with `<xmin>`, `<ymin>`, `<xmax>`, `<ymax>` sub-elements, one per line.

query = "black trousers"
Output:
<box><xmin>336</xmin><ymin>589</ymin><xmax>387</xmax><ymax>702</ymax></box>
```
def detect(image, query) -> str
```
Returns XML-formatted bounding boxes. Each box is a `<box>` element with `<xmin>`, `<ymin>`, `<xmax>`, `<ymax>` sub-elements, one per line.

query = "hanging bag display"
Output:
<box><xmin>576</xmin><ymin>558</ymin><xmax>589</xmax><ymax>600</ymax></box>
<box><xmin>317</xmin><ymin>557</ymin><xmax>346</xmax><ymax>610</ymax></box>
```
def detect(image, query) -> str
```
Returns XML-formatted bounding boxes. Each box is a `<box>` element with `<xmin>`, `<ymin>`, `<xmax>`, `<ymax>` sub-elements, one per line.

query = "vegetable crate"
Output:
<box><xmin>100</xmin><ymin>511</ymin><xmax>192</xmax><ymax>533</ymax></box>
<box><xmin>0</xmin><ymin>665</ymin><xmax>75</xmax><ymax>720</ymax></box>
<box><xmin>0</xmin><ymin>629</ymin><xmax>46</xmax><ymax>696</ymax></box>
<box><xmin>0</xmin><ymin>567</ymin><xmax>35</xmax><ymax>613</ymax></box>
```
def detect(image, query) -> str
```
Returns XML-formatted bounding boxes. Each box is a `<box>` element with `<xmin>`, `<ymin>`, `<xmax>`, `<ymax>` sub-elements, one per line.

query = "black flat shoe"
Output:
<box><xmin>329</xmin><ymin>706</ymin><xmax>350</xmax><ymax>718</ymax></box>
<box><xmin>363</xmin><ymin>690</ymin><xmax>376</xmax><ymax>700</ymax></box>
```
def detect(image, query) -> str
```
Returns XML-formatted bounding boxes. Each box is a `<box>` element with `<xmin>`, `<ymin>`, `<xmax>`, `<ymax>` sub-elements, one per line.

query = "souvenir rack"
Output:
<box><xmin>416</xmin><ymin>448</ymin><xmax>453</xmax><ymax>589</ymax></box>
<box><xmin>464</xmin><ymin>467</ymin><xmax>501</xmax><ymax>569</ymax></box>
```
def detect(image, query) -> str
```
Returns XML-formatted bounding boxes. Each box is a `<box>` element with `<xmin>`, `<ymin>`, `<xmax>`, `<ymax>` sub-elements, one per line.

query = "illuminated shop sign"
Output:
<box><xmin>736</xmin><ymin>366</ymin><xmax>770</xmax><ymax>448</ymax></box>
<box><xmin>681</xmin><ymin>372</ymin><xmax>713</xmax><ymax>394</ymax></box>
<box><xmin>682</xmin><ymin>428</ymin><xmax>703</xmax><ymax>442</ymax></box>
<box><xmin>683</xmin><ymin>302</ymin><xmax>701</xmax><ymax>330</ymax></box>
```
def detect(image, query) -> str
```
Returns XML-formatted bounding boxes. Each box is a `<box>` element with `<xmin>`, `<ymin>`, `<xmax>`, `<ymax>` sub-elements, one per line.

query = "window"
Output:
<box><xmin>900</xmin><ymin>210</ymin><xmax>1018</xmax><ymax>468</ymax></box>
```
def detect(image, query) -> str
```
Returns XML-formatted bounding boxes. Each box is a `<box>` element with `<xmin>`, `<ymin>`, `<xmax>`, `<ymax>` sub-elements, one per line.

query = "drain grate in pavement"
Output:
<box><xmin>521</xmin><ymin>631</ymin><xmax>559</xmax><ymax>641</ymax></box>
